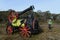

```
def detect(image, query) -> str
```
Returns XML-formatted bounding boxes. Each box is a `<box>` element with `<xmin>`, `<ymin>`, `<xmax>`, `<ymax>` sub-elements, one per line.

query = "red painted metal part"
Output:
<box><xmin>7</xmin><ymin>26</ymin><xmax>13</xmax><ymax>35</ymax></box>
<box><xmin>8</xmin><ymin>12</ymin><xmax>18</xmax><ymax>23</ymax></box>
<box><xmin>19</xmin><ymin>26</ymin><xmax>31</xmax><ymax>38</ymax></box>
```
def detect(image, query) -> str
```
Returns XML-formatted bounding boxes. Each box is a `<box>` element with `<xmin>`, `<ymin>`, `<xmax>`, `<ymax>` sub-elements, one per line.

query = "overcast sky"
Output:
<box><xmin>0</xmin><ymin>0</ymin><xmax>60</xmax><ymax>14</ymax></box>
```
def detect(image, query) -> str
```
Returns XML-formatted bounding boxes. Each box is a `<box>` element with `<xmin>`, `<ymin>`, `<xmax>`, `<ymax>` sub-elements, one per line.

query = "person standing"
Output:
<box><xmin>48</xmin><ymin>18</ymin><xmax>53</xmax><ymax>31</ymax></box>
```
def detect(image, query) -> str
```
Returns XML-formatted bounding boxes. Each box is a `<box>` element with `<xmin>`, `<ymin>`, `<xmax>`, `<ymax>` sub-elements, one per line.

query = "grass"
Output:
<box><xmin>0</xmin><ymin>22</ymin><xmax>60</xmax><ymax>40</ymax></box>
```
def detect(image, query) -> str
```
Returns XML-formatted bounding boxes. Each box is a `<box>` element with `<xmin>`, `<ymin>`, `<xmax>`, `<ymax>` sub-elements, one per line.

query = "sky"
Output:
<box><xmin>0</xmin><ymin>0</ymin><xmax>60</xmax><ymax>14</ymax></box>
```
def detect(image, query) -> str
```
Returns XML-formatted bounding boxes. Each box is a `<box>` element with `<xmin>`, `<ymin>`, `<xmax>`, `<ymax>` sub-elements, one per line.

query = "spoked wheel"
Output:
<box><xmin>19</xmin><ymin>27</ymin><xmax>31</xmax><ymax>38</ymax></box>
<box><xmin>6</xmin><ymin>26</ymin><xmax>13</xmax><ymax>35</ymax></box>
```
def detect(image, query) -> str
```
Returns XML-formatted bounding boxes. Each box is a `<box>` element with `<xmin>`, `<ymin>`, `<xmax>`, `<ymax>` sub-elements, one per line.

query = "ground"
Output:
<box><xmin>0</xmin><ymin>23</ymin><xmax>60</xmax><ymax>40</ymax></box>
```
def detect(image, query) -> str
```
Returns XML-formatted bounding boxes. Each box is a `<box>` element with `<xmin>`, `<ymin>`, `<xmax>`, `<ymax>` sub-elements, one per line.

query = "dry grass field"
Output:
<box><xmin>0</xmin><ymin>23</ymin><xmax>60</xmax><ymax>40</ymax></box>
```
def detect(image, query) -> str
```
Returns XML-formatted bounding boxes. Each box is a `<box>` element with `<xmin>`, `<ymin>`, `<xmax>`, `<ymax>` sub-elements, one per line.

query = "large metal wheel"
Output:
<box><xmin>19</xmin><ymin>26</ymin><xmax>31</xmax><ymax>38</ymax></box>
<box><xmin>6</xmin><ymin>26</ymin><xmax>13</xmax><ymax>35</ymax></box>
